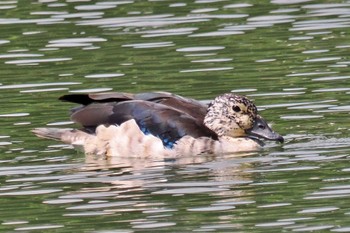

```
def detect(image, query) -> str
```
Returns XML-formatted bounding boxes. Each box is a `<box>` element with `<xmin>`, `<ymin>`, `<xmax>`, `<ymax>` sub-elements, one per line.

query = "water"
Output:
<box><xmin>1</xmin><ymin>0</ymin><xmax>350</xmax><ymax>232</ymax></box>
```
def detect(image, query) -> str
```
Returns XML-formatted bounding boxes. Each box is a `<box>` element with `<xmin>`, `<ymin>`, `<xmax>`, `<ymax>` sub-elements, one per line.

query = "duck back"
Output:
<box><xmin>60</xmin><ymin>92</ymin><xmax>207</xmax><ymax>120</ymax></box>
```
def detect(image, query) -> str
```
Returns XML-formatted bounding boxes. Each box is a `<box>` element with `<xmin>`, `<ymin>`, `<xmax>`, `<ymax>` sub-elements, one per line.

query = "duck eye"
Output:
<box><xmin>232</xmin><ymin>106</ymin><xmax>241</xmax><ymax>112</ymax></box>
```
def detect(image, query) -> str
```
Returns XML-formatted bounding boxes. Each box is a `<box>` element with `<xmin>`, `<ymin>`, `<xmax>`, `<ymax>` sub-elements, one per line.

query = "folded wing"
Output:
<box><xmin>60</xmin><ymin>92</ymin><xmax>217</xmax><ymax>147</ymax></box>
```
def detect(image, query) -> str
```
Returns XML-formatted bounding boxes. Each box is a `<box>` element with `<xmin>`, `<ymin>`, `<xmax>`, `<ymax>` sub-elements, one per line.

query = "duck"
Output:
<box><xmin>32</xmin><ymin>91</ymin><xmax>284</xmax><ymax>157</ymax></box>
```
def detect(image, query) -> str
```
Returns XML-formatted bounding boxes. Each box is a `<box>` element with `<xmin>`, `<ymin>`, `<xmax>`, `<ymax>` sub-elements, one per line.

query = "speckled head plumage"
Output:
<box><xmin>204</xmin><ymin>93</ymin><xmax>257</xmax><ymax>137</ymax></box>
<box><xmin>204</xmin><ymin>93</ymin><xmax>284</xmax><ymax>143</ymax></box>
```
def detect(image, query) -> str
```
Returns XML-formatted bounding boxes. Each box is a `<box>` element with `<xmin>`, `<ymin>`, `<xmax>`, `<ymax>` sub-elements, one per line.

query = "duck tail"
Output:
<box><xmin>32</xmin><ymin>127</ymin><xmax>90</xmax><ymax>145</ymax></box>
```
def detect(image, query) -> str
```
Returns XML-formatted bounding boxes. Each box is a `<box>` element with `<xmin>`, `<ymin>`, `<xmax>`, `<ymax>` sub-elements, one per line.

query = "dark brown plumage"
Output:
<box><xmin>60</xmin><ymin>92</ymin><xmax>218</xmax><ymax>147</ymax></box>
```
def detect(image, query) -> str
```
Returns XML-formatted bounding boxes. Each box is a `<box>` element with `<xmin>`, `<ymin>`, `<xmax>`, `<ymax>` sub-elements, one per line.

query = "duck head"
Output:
<box><xmin>204</xmin><ymin>93</ymin><xmax>284</xmax><ymax>143</ymax></box>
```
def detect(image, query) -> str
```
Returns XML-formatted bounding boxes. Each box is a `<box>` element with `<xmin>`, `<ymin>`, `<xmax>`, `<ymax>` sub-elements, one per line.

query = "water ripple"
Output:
<box><xmin>0</xmin><ymin>18</ymin><xmax>64</xmax><ymax>25</ymax></box>
<box><xmin>250</xmin><ymin>166</ymin><xmax>319</xmax><ymax>173</ymax></box>
<box><xmin>291</xmin><ymin>19</ymin><xmax>350</xmax><ymax>31</ymax></box>
<box><xmin>180</xmin><ymin>67</ymin><xmax>233</xmax><ymax>73</ymax></box>
<box><xmin>141</xmin><ymin>27</ymin><xmax>197</xmax><ymax>37</ymax></box>
<box><xmin>63</xmin><ymin>211</ymin><xmax>114</xmax><ymax>217</ymax></box>
<box><xmin>304</xmin><ymin>57</ymin><xmax>342</xmax><ymax>62</ymax></box>
<box><xmin>289</xmin><ymin>36</ymin><xmax>313</xmax><ymax>40</ymax></box>
<box><xmin>188</xmin><ymin>205</ymin><xmax>235</xmax><ymax>212</ymax></box>
<box><xmin>0</xmin><ymin>189</ymin><xmax>62</xmax><ymax>196</ymax></box>
<box><xmin>20</xmin><ymin>88</ymin><xmax>69</xmax><ymax>93</ymax></box>
<box><xmin>248</xmin><ymin>15</ymin><xmax>296</xmax><ymax>24</ymax></box>
<box><xmin>75</xmin><ymin>4</ymin><xmax>118</xmax><ymax>11</ymax></box>
<box><xmin>221</xmin><ymin>25</ymin><xmax>256</xmax><ymax>32</ymax></box>
<box><xmin>45</xmin><ymin>37</ymin><xmax>106</xmax><ymax>49</ymax></box>
<box><xmin>248</xmin><ymin>91</ymin><xmax>305</xmax><ymax>97</ymax></box>
<box><xmin>313</xmin><ymin>75</ymin><xmax>350</xmax><ymax>81</ymax></box>
<box><xmin>298</xmin><ymin>206</ymin><xmax>339</xmax><ymax>214</ymax></box>
<box><xmin>313</xmin><ymin>88</ymin><xmax>350</xmax><ymax>92</ymax></box>
<box><xmin>177</xmin><ymin>46</ymin><xmax>225</xmax><ymax>52</ymax></box>
<box><xmin>66</xmin><ymin>201</ymin><xmax>137</xmax><ymax>210</ymax></box>
<box><xmin>152</xmin><ymin>187</ymin><xmax>228</xmax><ymax>195</ymax></box>
<box><xmin>77</xmin><ymin>14</ymin><xmax>213</xmax><ymax>28</ymax></box>
<box><xmin>292</xmin><ymin>225</ymin><xmax>334</xmax><ymax>231</ymax></box>
<box><xmin>287</xmin><ymin>104</ymin><xmax>335</xmax><ymax>110</ymax></box>
<box><xmin>2</xmin><ymin>220</ymin><xmax>29</xmax><ymax>226</ymax></box>
<box><xmin>303</xmin><ymin>3</ymin><xmax>350</xmax><ymax>9</ymax></box>
<box><xmin>258</xmin><ymin>203</ymin><xmax>292</xmax><ymax>208</ymax></box>
<box><xmin>332</xmin><ymin>227</ymin><xmax>350</xmax><ymax>232</ymax></box>
<box><xmin>123</xmin><ymin>41</ymin><xmax>174</xmax><ymax>48</ymax></box>
<box><xmin>287</xmin><ymin>71</ymin><xmax>337</xmax><ymax>77</ymax></box>
<box><xmin>169</xmin><ymin>3</ymin><xmax>187</xmax><ymax>7</ymax></box>
<box><xmin>0</xmin><ymin>142</ymin><xmax>12</xmax><ymax>146</ymax></box>
<box><xmin>0</xmin><ymin>113</ymin><xmax>29</xmax><ymax>117</ymax></box>
<box><xmin>69</xmin><ymin>88</ymin><xmax>113</xmax><ymax>93</ymax></box>
<box><xmin>5</xmin><ymin>57</ymin><xmax>72</xmax><ymax>65</ymax></box>
<box><xmin>189</xmin><ymin>30</ymin><xmax>244</xmax><ymax>37</ymax></box>
<box><xmin>85</xmin><ymin>73</ymin><xmax>125</xmax><ymax>78</ymax></box>
<box><xmin>191</xmin><ymin>58</ymin><xmax>232</xmax><ymax>63</ymax></box>
<box><xmin>14</xmin><ymin>225</ymin><xmax>64</xmax><ymax>231</ymax></box>
<box><xmin>302</xmin><ymin>49</ymin><xmax>329</xmax><ymax>54</ymax></box>
<box><xmin>272</xmin><ymin>0</ymin><xmax>312</xmax><ymax>4</ymax></box>
<box><xmin>191</xmin><ymin>8</ymin><xmax>218</xmax><ymax>13</ymax></box>
<box><xmin>0</xmin><ymin>82</ymin><xmax>80</xmax><ymax>90</ymax></box>
<box><xmin>0</xmin><ymin>53</ymin><xmax>43</xmax><ymax>58</ymax></box>
<box><xmin>306</xmin><ymin>188</ymin><xmax>350</xmax><ymax>200</ymax></box>
<box><xmin>0</xmin><ymin>39</ymin><xmax>10</xmax><ymax>44</ymax></box>
<box><xmin>223</xmin><ymin>3</ymin><xmax>252</xmax><ymax>8</ymax></box>
<box><xmin>52</xmin><ymin>12</ymin><xmax>104</xmax><ymax>19</ymax></box>
<box><xmin>256</xmin><ymin>221</ymin><xmax>294</xmax><ymax>227</ymax></box>
<box><xmin>132</xmin><ymin>222</ymin><xmax>176</xmax><ymax>229</ymax></box>
<box><xmin>44</xmin><ymin>199</ymin><xmax>83</xmax><ymax>204</ymax></box>
<box><xmin>0</xmin><ymin>164</ymin><xmax>77</xmax><ymax>176</ymax></box>
<box><xmin>280</xmin><ymin>115</ymin><xmax>323</xmax><ymax>120</ymax></box>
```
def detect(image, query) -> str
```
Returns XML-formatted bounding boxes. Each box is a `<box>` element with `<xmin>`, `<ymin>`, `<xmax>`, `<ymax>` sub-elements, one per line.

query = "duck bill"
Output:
<box><xmin>246</xmin><ymin>116</ymin><xmax>284</xmax><ymax>143</ymax></box>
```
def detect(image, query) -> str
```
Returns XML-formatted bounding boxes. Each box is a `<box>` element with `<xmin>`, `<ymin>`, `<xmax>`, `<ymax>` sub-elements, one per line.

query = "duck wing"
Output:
<box><xmin>59</xmin><ymin>92</ymin><xmax>135</xmax><ymax>105</ymax></box>
<box><xmin>59</xmin><ymin>92</ymin><xmax>207</xmax><ymax>120</ymax></box>
<box><xmin>70</xmin><ymin>100</ymin><xmax>217</xmax><ymax>147</ymax></box>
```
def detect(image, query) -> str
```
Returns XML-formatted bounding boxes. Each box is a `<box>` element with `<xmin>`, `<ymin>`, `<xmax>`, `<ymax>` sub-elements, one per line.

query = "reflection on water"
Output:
<box><xmin>1</xmin><ymin>0</ymin><xmax>350</xmax><ymax>232</ymax></box>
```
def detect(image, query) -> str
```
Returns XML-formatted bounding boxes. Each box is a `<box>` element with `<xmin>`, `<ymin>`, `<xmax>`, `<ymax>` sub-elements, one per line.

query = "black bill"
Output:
<box><xmin>246</xmin><ymin>116</ymin><xmax>284</xmax><ymax>143</ymax></box>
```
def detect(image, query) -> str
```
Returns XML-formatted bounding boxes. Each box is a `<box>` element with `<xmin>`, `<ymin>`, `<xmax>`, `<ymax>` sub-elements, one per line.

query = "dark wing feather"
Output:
<box><xmin>60</xmin><ymin>92</ymin><xmax>208</xmax><ymax>120</ymax></box>
<box><xmin>59</xmin><ymin>92</ymin><xmax>175</xmax><ymax>105</ymax></box>
<box><xmin>59</xmin><ymin>92</ymin><xmax>135</xmax><ymax>105</ymax></box>
<box><xmin>70</xmin><ymin>100</ymin><xmax>217</xmax><ymax>144</ymax></box>
<box><xmin>70</xmin><ymin>103</ymin><xmax>116</xmax><ymax>127</ymax></box>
